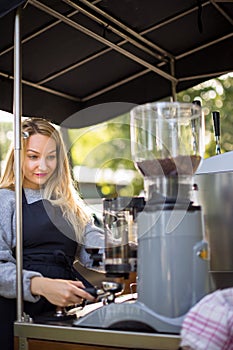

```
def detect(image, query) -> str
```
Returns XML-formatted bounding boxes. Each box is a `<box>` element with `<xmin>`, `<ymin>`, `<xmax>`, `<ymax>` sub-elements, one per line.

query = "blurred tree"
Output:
<box><xmin>68</xmin><ymin>73</ymin><xmax>233</xmax><ymax>197</ymax></box>
<box><xmin>69</xmin><ymin>115</ymin><xmax>132</xmax><ymax>169</ymax></box>
<box><xmin>69</xmin><ymin>114</ymin><xmax>144</xmax><ymax>197</ymax></box>
<box><xmin>177</xmin><ymin>73</ymin><xmax>233</xmax><ymax>157</ymax></box>
<box><xmin>0</xmin><ymin>122</ymin><xmax>13</xmax><ymax>175</ymax></box>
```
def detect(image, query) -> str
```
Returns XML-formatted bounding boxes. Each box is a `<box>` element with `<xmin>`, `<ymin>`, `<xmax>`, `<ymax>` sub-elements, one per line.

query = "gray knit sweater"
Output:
<box><xmin>0</xmin><ymin>188</ymin><xmax>104</xmax><ymax>302</ymax></box>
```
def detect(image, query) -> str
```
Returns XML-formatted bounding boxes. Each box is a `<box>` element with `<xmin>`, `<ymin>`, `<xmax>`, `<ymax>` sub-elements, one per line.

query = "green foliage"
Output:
<box><xmin>177</xmin><ymin>74</ymin><xmax>233</xmax><ymax>157</ymax></box>
<box><xmin>69</xmin><ymin>113</ymin><xmax>143</xmax><ymax>196</ymax></box>
<box><xmin>0</xmin><ymin>122</ymin><xmax>13</xmax><ymax>175</ymax></box>
<box><xmin>69</xmin><ymin>73</ymin><xmax>233</xmax><ymax>197</ymax></box>
<box><xmin>70</xmin><ymin>114</ymin><xmax>133</xmax><ymax>169</ymax></box>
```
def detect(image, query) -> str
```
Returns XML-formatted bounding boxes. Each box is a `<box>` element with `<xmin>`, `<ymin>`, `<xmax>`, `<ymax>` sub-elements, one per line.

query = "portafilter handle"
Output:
<box><xmin>54</xmin><ymin>282</ymin><xmax>124</xmax><ymax>317</ymax></box>
<box><xmin>53</xmin><ymin>288</ymin><xmax>98</xmax><ymax>318</ymax></box>
<box><xmin>86</xmin><ymin>282</ymin><xmax>124</xmax><ymax>304</ymax></box>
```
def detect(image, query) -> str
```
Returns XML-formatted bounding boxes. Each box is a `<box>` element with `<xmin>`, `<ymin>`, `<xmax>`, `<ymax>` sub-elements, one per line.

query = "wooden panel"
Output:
<box><xmin>14</xmin><ymin>337</ymin><xmax>19</xmax><ymax>349</ymax></box>
<box><xmin>27</xmin><ymin>339</ymin><xmax>130</xmax><ymax>350</ymax></box>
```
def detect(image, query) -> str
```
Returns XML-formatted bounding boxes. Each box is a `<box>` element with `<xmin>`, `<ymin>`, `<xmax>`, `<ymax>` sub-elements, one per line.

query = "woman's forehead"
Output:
<box><xmin>26</xmin><ymin>134</ymin><xmax>56</xmax><ymax>153</ymax></box>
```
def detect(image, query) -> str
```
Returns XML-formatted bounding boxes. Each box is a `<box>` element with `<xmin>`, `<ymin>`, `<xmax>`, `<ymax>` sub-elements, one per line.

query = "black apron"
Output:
<box><xmin>0</xmin><ymin>189</ymin><xmax>91</xmax><ymax>350</ymax></box>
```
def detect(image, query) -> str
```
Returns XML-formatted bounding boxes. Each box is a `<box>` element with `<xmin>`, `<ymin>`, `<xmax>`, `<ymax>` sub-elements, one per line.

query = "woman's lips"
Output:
<box><xmin>35</xmin><ymin>173</ymin><xmax>47</xmax><ymax>177</ymax></box>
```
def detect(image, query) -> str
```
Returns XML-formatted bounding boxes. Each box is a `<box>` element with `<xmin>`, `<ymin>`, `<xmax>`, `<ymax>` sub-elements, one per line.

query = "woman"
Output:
<box><xmin>0</xmin><ymin>118</ymin><xmax>104</xmax><ymax>350</ymax></box>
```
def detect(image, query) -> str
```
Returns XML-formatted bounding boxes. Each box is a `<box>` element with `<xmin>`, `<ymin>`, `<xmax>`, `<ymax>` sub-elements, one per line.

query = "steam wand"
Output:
<box><xmin>212</xmin><ymin>111</ymin><xmax>221</xmax><ymax>155</ymax></box>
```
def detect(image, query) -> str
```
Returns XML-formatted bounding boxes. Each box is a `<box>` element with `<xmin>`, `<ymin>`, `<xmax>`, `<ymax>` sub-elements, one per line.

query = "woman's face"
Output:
<box><xmin>22</xmin><ymin>133</ymin><xmax>57</xmax><ymax>189</ymax></box>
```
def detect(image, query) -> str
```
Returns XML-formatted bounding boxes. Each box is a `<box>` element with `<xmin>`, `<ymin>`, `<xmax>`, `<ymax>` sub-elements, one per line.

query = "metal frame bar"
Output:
<box><xmin>178</xmin><ymin>69</ymin><xmax>232</xmax><ymax>82</ymax></box>
<box><xmin>0</xmin><ymin>1</ymin><xmax>101</xmax><ymax>57</ymax></box>
<box><xmin>0</xmin><ymin>71</ymin><xmax>81</xmax><ymax>102</ymax></box>
<box><xmin>0</xmin><ymin>9</ymin><xmax>79</xmax><ymax>57</ymax></box>
<box><xmin>78</xmin><ymin>0</ymin><xmax>172</xmax><ymax>58</ymax></box>
<box><xmin>176</xmin><ymin>32</ymin><xmax>233</xmax><ymax>60</ymax></box>
<box><xmin>63</xmin><ymin>0</ymin><xmax>172</xmax><ymax>61</ymax></box>
<box><xmin>210</xmin><ymin>0</ymin><xmax>233</xmax><ymax>25</ymax></box>
<box><xmin>1</xmin><ymin>0</ymin><xmax>232</xmax><ymax>106</ymax></box>
<box><xmin>14</xmin><ymin>6</ymin><xmax>23</xmax><ymax>322</ymax></box>
<box><xmin>28</xmin><ymin>0</ymin><xmax>177</xmax><ymax>84</ymax></box>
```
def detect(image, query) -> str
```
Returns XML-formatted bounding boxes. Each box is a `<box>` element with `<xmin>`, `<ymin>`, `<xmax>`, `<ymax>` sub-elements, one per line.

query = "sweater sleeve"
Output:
<box><xmin>77</xmin><ymin>222</ymin><xmax>105</xmax><ymax>267</ymax></box>
<box><xmin>0</xmin><ymin>189</ymin><xmax>42</xmax><ymax>302</ymax></box>
<box><xmin>83</xmin><ymin>222</ymin><xmax>105</xmax><ymax>248</ymax></box>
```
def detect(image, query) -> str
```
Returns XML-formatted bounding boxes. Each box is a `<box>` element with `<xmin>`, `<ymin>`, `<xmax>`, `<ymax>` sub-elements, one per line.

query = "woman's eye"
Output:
<box><xmin>28</xmin><ymin>155</ymin><xmax>37</xmax><ymax>160</ymax></box>
<box><xmin>47</xmin><ymin>155</ymin><xmax>56</xmax><ymax>160</ymax></box>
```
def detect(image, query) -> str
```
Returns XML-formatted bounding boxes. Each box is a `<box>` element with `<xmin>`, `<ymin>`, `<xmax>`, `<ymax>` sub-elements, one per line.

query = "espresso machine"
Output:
<box><xmin>73</xmin><ymin>102</ymin><xmax>210</xmax><ymax>333</ymax></box>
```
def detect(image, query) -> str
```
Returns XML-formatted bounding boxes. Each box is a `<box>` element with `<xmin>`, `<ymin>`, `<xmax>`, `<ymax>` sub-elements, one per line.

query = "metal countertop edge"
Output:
<box><xmin>14</xmin><ymin>322</ymin><xmax>181</xmax><ymax>349</ymax></box>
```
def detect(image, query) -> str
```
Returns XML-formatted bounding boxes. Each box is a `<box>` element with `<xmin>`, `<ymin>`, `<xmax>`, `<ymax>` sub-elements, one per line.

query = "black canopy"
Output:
<box><xmin>0</xmin><ymin>0</ymin><xmax>232</xmax><ymax>127</ymax></box>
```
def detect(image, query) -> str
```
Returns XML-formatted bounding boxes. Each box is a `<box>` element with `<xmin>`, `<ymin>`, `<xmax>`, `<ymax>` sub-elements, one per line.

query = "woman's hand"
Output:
<box><xmin>31</xmin><ymin>276</ymin><xmax>95</xmax><ymax>307</ymax></box>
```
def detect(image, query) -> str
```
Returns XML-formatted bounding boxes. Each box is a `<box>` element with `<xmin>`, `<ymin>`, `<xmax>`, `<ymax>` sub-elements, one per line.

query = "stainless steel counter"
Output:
<box><xmin>14</xmin><ymin>322</ymin><xmax>181</xmax><ymax>350</ymax></box>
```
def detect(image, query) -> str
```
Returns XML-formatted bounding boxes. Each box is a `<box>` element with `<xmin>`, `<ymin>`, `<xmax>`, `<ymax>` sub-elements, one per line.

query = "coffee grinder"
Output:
<box><xmin>73</xmin><ymin>102</ymin><xmax>210</xmax><ymax>333</ymax></box>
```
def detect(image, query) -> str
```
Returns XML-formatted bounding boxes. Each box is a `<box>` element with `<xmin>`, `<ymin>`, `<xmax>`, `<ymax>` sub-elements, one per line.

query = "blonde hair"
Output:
<box><xmin>0</xmin><ymin>117</ymin><xmax>90</xmax><ymax>242</ymax></box>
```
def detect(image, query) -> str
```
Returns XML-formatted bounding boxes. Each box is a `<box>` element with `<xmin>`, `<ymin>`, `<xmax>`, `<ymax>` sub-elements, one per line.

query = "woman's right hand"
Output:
<box><xmin>30</xmin><ymin>276</ymin><xmax>95</xmax><ymax>307</ymax></box>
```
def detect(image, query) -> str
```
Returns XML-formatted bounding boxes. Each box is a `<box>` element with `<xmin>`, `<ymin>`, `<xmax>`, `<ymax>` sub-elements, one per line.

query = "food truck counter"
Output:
<box><xmin>14</xmin><ymin>322</ymin><xmax>181</xmax><ymax>350</ymax></box>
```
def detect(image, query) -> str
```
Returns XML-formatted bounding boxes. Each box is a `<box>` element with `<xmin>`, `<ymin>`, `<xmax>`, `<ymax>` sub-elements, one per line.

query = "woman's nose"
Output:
<box><xmin>38</xmin><ymin>158</ymin><xmax>47</xmax><ymax>170</ymax></box>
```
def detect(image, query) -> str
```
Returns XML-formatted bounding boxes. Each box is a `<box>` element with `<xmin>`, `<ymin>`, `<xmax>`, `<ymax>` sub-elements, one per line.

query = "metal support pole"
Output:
<box><xmin>170</xmin><ymin>58</ymin><xmax>177</xmax><ymax>102</ymax></box>
<box><xmin>14</xmin><ymin>7</ymin><xmax>23</xmax><ymax>322</ymax></box>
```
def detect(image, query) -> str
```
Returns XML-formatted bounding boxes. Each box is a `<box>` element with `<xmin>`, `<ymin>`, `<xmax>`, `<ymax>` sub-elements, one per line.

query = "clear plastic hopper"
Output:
<box><xmin>130</xmin><ymin>102</ymin><xmax>204</xmax><ymax>202</ymax></box>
